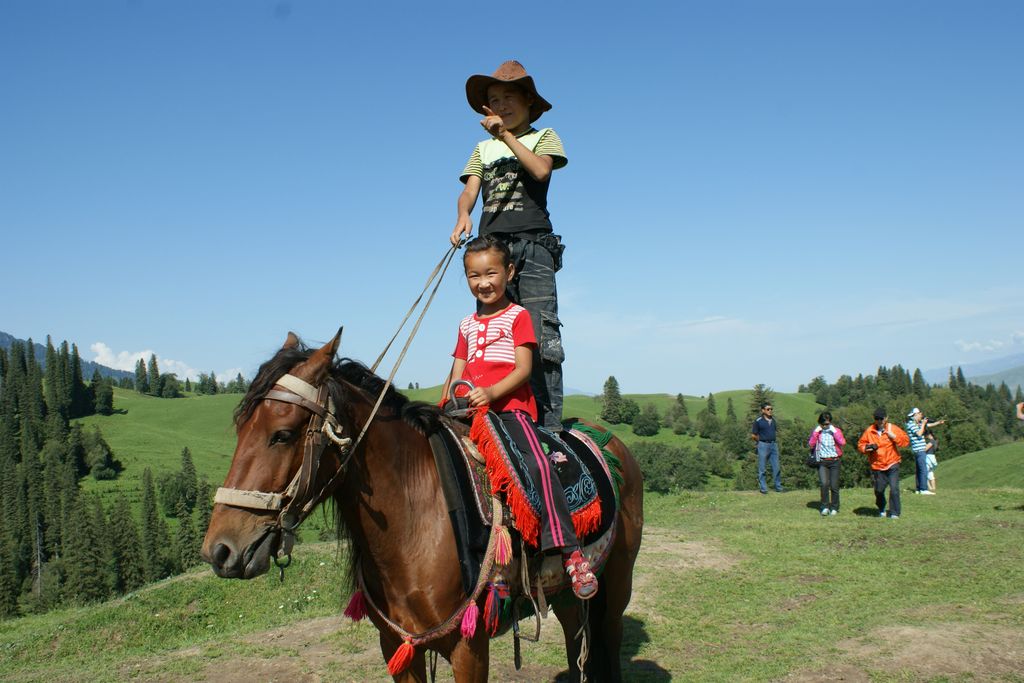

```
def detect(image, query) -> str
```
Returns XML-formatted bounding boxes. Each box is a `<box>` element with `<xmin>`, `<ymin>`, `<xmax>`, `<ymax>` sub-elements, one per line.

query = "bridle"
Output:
<box><xmin>211</xmin><ymin>241</ymin><xmax>464</xmax><ymax>575</ymax></box>
<box><xmin>213</xmin><ymin>372</ymin><xmax>356</xmax><ymax>570</ymax></box>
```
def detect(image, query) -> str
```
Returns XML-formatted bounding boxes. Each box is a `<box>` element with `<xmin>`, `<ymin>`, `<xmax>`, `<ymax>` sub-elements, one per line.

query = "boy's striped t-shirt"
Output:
<box><xmin>460</xmin><ymin>127</ymin><xmax>567</xmax><ymax>236</ymax></box>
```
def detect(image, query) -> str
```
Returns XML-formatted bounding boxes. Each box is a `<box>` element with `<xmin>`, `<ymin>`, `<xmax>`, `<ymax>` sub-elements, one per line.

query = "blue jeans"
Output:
<box><xmin>757</xmin><ymin>441</ymin><xmax>781</xmax><ymax>492</ymax></box>
<box><xmin>873</xmin><ymin>465</ymin><xmax>901</xmax><ymax>516</ymax></box>
<box><xmin>913</xmin><ymin>450</ymin><xmax>928</xmax><ymax>492</ymax></box>
<box><xmin>501</xmin><ymin>234</ymin><xmax>565</xmax><ymax>431</ymax></box>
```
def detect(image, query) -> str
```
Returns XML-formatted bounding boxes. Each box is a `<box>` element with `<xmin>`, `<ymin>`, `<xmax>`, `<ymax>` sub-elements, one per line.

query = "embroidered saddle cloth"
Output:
<box><xmin>468</xmin><ymin>411</ymin><xmax>615</xmax><ymax>548</ymax></box>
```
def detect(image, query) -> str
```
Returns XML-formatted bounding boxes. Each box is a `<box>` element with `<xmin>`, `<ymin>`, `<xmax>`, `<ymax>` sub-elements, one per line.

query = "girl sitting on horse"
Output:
<box><xmin>442</xmin><ymin>235</ymin><xmax>597</xmax><ymax>600</ymax></box>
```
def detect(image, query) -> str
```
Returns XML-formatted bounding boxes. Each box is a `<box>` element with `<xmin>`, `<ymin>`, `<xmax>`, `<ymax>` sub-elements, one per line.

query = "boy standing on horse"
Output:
<box><xmin>450</xmin><ymin>60</ymin><xmax>567</xmax><ymax>432</ymax></box>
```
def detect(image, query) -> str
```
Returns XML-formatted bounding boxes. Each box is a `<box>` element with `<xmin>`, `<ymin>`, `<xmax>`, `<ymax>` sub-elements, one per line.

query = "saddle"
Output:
<box><xmin>429</xmin><ymin>412</ymin><xmax>620</xmax><ymax>603</ymax></box>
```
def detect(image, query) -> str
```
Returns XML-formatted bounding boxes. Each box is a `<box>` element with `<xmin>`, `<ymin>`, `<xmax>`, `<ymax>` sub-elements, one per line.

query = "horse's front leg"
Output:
<box><xmin>448</xmin><ymin>628</ymin><xmax>489</xmax><ymax>682</ymax></box>
<box><xmin>379</xmin><ymin>633</ymin><xmax>428</xmax><ymax>683</ymax></box>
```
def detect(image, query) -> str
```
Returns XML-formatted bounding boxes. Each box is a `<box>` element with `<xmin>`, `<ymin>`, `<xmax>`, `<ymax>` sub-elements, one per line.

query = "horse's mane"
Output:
<box><xmin>234</xmin><ymin>342</ymin><xmax>442</xmax><ymax>435</ymax></box>
<box><xmin>234</xmin><ymin>340</ymin><xmax>444</xmax><ymax>590</ymax></box>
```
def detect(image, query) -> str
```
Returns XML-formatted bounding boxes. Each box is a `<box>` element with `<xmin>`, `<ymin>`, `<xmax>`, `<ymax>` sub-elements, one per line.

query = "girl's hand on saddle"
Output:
<box><xmin>466</xmin><ymin>386</ymin><xmax>493</xmax><ymax>407</ymax></box>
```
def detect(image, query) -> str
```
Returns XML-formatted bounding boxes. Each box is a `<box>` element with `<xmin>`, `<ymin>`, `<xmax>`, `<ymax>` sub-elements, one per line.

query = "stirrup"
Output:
<box><xmin>564</xmin><ymin>550</ymin><xmax>598</xmax><ymax>600</ymax></box>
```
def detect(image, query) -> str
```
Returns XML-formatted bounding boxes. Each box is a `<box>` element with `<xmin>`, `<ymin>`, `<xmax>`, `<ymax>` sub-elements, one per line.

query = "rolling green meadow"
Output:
<box><xmin>2</xmin><ymin>388</ymin><xmax>1023</xmax><ymax>681</ymax></box>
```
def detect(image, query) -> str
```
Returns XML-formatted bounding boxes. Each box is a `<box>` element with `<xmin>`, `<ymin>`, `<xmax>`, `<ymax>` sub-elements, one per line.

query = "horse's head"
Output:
<box><xmin>201</xmin><ymin>330</ymin><xmax>349</xmax><ymax>579</ymax></box>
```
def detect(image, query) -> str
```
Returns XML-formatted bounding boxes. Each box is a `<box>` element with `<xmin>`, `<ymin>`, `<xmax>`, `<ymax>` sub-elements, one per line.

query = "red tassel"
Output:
<box><xmin>387</xmin><ymin>639</ymin><xmax>415</xmax><ymax>676</ymax></box>
<box><xmin>483</xmin><ymin>585</ymin><xmax>500</xmax><ymax>636</ymax></box>
<box><xmin>343</xmin><ymin>590</ymin><xmax>367</xmax><ymax>621</ymax></box>
<box><xmin>460</xmin><ymin>602</ymin><xmax>479</xmax><ymax>639</ymax></box>
<box><xmin>494</xmin><ymin>525</ymin><xmax>512</xmax><ymax>565</ymax></box>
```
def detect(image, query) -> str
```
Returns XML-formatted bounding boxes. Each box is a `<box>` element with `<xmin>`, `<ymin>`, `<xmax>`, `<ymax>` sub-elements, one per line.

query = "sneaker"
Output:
<box><xmin>829</xmin><ymin>509</ymin><xmax>838</xmax><ymax>516</ymax></box>
<box><xmin>920</xmin><ymin>490</ymin><xmax>935</xmax><ymax>495</ymax></box>
<box><xmin>890</xmin><ymin>515</ymin><xmax>900</xmax><ymax>520</ymax></box>
<box><xmin>879</xmin><ymin>511</ymin><xmax>887</xmax><ymax>517</ymax></box>
<box><xmin>759</xmin><ymin>489</ymin><xmax>768</xmax><ymax>495</ymax></box>
<box><xmin>564</xmin><ymin>551</ymin><xmax>598</xmax><ymax>600</ymax></box>
<box><xmin>820</xmin><ymin>508</ymin><xmax>829</xmax><ymax>516</ymax></box>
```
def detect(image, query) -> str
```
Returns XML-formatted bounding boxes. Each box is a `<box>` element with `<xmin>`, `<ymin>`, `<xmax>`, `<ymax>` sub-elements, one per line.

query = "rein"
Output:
<box><xmin>213</xmin><ymin>242</ymin><xmax>463</xmax><ymax>573</ymax></box>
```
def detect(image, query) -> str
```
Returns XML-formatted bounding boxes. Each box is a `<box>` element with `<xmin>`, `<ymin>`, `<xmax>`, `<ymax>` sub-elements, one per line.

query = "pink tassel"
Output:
<box><xmin>494</xmin><ymin>525</ymin><xmax>512</xmax><ymax>566</ymax></box>
<box><xmin>387</xmin><ymin>639</ymin><xmax>415</xmax><ymax>676</ymax></box>
<box><xmin>460</xmin><ymin>602</ymin><xmax>479</xmax><ymax>639</ymax></box>
<box><xmin>343</xmin><ymin>590</ymin><xmax>367</xmax><ymax>621</ymax></box>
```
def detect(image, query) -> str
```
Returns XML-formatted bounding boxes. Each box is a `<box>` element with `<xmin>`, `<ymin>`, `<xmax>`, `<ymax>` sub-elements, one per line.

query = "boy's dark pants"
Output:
<box><xmin>873</xmin><ymin>465</ymin><xmax>901</xmax><ymax>516</ymax></box>
<box><xmin>817</xmin><ymin>459</ymin><xmax>841</xmax><ymax>510</ymax></box>
<box><xmin>501</xmin><ymin>234</ymin><xmax>565</xmax><ymax>431</ymax></box>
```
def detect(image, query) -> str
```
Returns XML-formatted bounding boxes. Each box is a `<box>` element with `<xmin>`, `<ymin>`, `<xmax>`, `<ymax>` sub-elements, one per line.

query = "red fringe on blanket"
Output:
<box><xmin>470</xmin><ymin>410</ymin><xmax>541</xmax><ymax>547</ymax></box>
<box><xmin>469</xmin><ymin>410</ymin><xmax>601</xmax><ymax>546</ymax></box>
<box><xmin>570</xmin><ymin>496</ymin><xmax>602</xmax><ymax>539</ymax></box>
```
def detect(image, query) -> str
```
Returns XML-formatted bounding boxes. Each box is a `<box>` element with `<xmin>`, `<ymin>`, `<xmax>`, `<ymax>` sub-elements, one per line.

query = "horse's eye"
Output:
<box><xmin>270</xmin><ymin>430</ymin><xmax>295</xmax><ymax>446</ymax></box>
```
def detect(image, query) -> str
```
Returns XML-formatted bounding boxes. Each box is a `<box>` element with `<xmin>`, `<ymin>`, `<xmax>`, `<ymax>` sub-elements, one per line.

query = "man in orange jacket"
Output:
<box><xmin>858</xmin><ymin>407</ymin><xmax>910</xmax><ymax>519</ymax></box>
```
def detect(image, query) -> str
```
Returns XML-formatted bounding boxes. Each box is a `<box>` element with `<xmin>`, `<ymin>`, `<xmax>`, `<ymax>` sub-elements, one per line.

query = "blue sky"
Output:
<box><xmin>2</xmin><ymin>1</ymin><xmax>1022</xmax><ymax>395</ymax></box>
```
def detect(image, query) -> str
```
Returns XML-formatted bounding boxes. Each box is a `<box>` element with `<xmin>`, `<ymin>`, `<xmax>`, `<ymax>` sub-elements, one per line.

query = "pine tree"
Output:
<box><xmin>43</xmin><ymin>337</ymin><xmax>68</xmax><ymax>438</ymax></box>
<box><xmin>61</xmin><ymin>495</ymin><xmax>112</xmax><ymax>604</ymax></box>
<box><xmin>748</xmin><ymin>384</ymin><xmax>775</xmax><ymax>419</ymax></box>
<box><xmin>706</xmin><ymin>393</ymin><xmax>717</xmax><ymax>416</ymax></box>
<box><xmin>912</xmin><ymin>368</ymin><xmax>929</xmax><ymax>398</ymax></box>
<box><xmin>180</xmin><ymin>447</ymin><xmax>198</xmax><ymax>511</ymax></box>
<box><xmin>147</xmin><ymin>354</ymin><xmax>161</xmax><ymax>397</ymax></box>
<box><xmin>175</xmin><ymin>499</ymin><xmax>200</xmax><ymax>570</ymax></box>
<box><xmin>726</xmin><ymin>397</ymin><xmax>737</xmax><ymax>423</ymax></box>
<box><xmin>600</xmin><ymin>376</ymin><xmax>624</xmax><ymax>424</ymax></box>
<box><xmin>0</xmin><ymin>545</ymin><xmax>19</xmax><ymax>618</ymax></box>
<box><xmin>108</xmin><ymin>494</ymin><xmax>144</xmax><ymax>594</ymax></box>
<box><xmin>134</xmin><ymin>358</ymin><xmax>147</xmax><ymax>393</ymax></box>
<box><xmin>69</xmin><ymin>344</ymin><xmax>90</xmax><ymax>418</ymax></box>
<box><xmin>140</xmin><ymin>468</ymin><xmax>162</xmax><ymax>582</ymax></box>
<box><xmin>196</xmin><ymin>479</ymin><xmax>213</xmax><ymax>538</ymax></box>
<box><xmin>20</xmin><ymin>340</ymin><xmax>47</xmax><ymax>461</ymax></box>
<box><xmin>93</xmin><ymin>374</ymin><xmax>114</xmax><ymax>415</ymax></box>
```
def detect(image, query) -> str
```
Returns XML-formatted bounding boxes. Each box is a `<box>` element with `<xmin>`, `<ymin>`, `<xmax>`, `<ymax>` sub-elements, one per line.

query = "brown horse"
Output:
<box><xmin>201</xmin><ymin>331</ymin><xmax>644</xmax><ymax>682</ymax></box>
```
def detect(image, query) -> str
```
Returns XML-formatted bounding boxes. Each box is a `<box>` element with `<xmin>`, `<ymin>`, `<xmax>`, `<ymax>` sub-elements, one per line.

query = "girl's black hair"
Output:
<box><xmin>463</xmin><ymin>234</ymin><xmax>512</xmax><ymax>268</ymax></box>
<box><xmin>818</xmin><ymin>410</ymin><xmax>833</xmax><ymax>425</ymax></box>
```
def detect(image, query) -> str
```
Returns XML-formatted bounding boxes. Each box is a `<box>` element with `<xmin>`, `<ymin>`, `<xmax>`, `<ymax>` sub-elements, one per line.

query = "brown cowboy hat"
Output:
<box><xmin>465</xmin><ymin>60</ymin><xmax>552</xmax><ymax>123</ymax></box>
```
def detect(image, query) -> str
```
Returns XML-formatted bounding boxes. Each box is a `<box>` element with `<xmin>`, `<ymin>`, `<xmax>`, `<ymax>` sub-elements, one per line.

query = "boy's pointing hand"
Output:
<box><xmin>480</xmin><ymin>106</ymin><xmax>506</xmax><ymax>139</ymax></box>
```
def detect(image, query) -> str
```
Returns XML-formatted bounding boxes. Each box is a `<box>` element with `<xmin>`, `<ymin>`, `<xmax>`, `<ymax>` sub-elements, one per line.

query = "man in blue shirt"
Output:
<box><xmin>750</xmin><ymin>402</ymin><xmax>783</xmax><ymax>493</ymax></box>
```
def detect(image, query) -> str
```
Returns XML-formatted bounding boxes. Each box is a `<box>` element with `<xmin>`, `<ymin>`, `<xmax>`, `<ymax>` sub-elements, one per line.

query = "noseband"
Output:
<box><xmin>213</xmin><ymin>373</ymin><xmax>354</xmax><ymax>564</ymax></box>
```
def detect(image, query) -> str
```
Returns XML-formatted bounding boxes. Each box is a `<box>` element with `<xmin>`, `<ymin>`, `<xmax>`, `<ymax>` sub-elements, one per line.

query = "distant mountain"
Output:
<box><xmin>922</xmin><ymin>352</ymin><xmax>1024</xmax><ymax>386</ymax></box>
<box><xmin>0</xmin><ymin>330</ymin><xmax>133</xmax><ymax>381</ymax></box>
<box><xmin>968</xmin><ymin>365</ymin><xmax>1024</xmax><ymax>393</ymax></box>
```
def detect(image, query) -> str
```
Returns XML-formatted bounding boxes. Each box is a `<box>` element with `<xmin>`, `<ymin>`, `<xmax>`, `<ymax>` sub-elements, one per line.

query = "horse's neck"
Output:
<box><xmin>341</xmin><ymin>400</ymin><xmax>448</xmax><ymax>564</ymax></box>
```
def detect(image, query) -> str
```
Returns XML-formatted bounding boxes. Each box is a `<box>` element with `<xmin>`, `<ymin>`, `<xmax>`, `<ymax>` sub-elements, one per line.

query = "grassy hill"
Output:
<box><xmin>3</xmin><ymin>486</ymin><xmax>1022</xmax><ymax>681</ymax></box>
<box><xmin>409</xmin><ymin>384</ymin><xmax>825</xmax><ymax>447</ymax></box>
<box><xmin>929</xmin><ymin>441</ymin><xmax>1024</xmax><ymax>489</ymax></box>
<box><xmin>76</xmin><ymin>388</ymin><xmax>240</xmax><ymax>503</ymax></box>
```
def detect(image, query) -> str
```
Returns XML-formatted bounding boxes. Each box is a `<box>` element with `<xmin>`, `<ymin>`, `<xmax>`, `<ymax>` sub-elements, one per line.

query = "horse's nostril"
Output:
<box><xmin>211</xmin><ymin>542</ymin><xmax>232</xmax><ymax>567</ymax></box>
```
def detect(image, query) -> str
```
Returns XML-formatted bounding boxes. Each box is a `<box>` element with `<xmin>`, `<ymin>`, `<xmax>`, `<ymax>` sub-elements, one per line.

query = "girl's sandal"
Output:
<box><xmin>564</xmin><ymin>550</ymin><xmax>598</xmax><ymax>600</ymax></box>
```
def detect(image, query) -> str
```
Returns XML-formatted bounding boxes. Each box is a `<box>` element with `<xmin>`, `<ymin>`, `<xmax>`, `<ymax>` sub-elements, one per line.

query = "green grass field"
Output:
<box><xmin>22</xmin><ymin>386</ymin><xmax>1017</xmax><ymax>680</ymax></box>
<box><xmin>2</xmin><ymin>486</ymin><xmax>1022</xmax><ymax>681</ymax></box>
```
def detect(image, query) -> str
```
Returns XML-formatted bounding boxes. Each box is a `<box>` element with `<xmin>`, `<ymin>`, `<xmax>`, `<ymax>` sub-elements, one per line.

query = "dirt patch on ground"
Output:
<box><xmin>638</xmin><ymin>526</ymin><xmax>741</xmax><ymax>573</ymax></box>
<box><xmin>810</xmin><ymin>622</ymin><xmax>1024</xmax><ymax>682</ymax></box>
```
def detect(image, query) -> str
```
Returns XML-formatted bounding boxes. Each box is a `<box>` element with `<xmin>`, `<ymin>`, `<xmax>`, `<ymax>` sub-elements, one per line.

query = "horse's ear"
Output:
<box><xmin>296</xmin><ymin>328</ymin><xmax>342</xmax><ymax>384</ymax></box>
<box><xmin>282</xmin><ymin>332</ymin><xmax>300</xmax><ymax>350</ymax></box>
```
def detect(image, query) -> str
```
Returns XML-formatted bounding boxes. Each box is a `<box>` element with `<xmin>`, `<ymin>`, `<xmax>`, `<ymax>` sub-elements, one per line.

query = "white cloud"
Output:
<box><xmin>90</xmin><ymin>342</ymin><xmax>154</xmax><ymax>372</ymax></box>
<box><xmin>90</xmin><ymin>342</ymin><xmax>208</xmax><ymax>381</ymax></box>
<box><xmin>954</xmin><ymin>330</ymin><xmax>1024</xmax><ymax>354</ymax></box>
